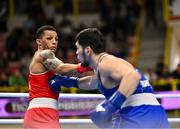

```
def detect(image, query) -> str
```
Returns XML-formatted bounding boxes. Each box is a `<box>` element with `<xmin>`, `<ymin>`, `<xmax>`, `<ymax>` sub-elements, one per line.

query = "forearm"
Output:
<box><xmin>78</xmin><ymin>76</ymin><xmax>98</xmax><ymax>90</ymax></box>
<box><xmin>56</xmin><ymin>63</ymin><xmax>78</xmax><ymax>74</ymax></box>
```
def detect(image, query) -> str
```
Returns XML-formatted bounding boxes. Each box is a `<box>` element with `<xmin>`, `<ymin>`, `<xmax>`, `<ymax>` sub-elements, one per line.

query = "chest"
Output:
<box><xmin>30</xmin><ymin>59</ymin><xmax>47</xmax><ymax>74</ymax></box>
<box><xmin>97</xmin><ymin>72</ymin><xmax>118</xmax><ymax>89</ymax></box>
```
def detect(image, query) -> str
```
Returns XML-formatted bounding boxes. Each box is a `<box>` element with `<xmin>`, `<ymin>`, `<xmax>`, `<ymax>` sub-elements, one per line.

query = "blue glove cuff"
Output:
<box><xmin>68</xmin><ymin>77</ymin><xmax>79</xmax><ymax>88</ymax></box>
<box><xmin>108</xmin><ymin>91</ymin><xmax>126</xmax><ymax>108</ymax></box>
<box><xmin>50</xmin><ymin>75</ymin><xmax>79</xmax><ymax>91</ymax></box>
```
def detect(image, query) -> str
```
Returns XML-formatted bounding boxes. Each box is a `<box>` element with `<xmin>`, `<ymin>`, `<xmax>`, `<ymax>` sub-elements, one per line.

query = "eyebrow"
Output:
<box><xmin>46</xmin><ymin>35</ymin><xmax>58</xmax><ymax>38</ymax></box>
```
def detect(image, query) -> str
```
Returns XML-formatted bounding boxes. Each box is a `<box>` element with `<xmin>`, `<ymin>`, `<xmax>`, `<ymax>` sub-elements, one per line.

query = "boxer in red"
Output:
<box><xmin>23</xmin><ymin>25</ymin><xmax>92</xmax><ymax>129</ymax></box>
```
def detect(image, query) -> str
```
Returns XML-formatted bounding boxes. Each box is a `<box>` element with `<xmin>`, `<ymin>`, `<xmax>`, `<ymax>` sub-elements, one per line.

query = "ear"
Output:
<box><xmin>36</xmin><ymin>39</ymin><xmax>41</xmax><ymax>46</ymax></box>
<box><xmin>84</xmin><ymin>46</ymin><xmax>92</xmax><ymax>55</ymax></box>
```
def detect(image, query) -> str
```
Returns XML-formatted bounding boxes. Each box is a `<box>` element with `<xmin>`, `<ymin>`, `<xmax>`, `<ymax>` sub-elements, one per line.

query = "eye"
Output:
<box><xmin>55</xmin><ymin>36</ymin><xmax>58</xmax><ymax>41</ymax></box>
<box><xmin>47</xmin><ymin>37</ymin><xmax>52</xmax><ymax>40</ymax></box>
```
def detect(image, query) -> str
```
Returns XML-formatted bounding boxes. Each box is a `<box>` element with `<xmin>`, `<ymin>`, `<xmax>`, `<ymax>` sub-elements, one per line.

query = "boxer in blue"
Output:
<box><xmin>50</xmin><ymin>28</ymin><xmax>170</xmax><ymax>129</ymax></box>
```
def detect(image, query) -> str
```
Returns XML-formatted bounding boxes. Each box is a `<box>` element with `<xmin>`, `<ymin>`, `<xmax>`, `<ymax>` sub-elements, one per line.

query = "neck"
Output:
<box><xmin>38</xmin><ymin>46</ymin><xmax>44</xmax><ymax>51</ymax></box>
<box><xmin>91</xmin><ymin>52</ymin><xmax>106</xmax><ymax>71</ymax></box>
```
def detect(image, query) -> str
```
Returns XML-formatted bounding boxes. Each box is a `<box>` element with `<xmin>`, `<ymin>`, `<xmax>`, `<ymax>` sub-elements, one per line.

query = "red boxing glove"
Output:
<box><xmin>76</xmin><ymin>65</ymin><xmax>93</xmax><ymax>73</ymax></box>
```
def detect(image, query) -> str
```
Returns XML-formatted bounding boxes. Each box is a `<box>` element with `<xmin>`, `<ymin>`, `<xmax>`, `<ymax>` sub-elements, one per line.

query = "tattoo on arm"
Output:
<box><xmin>44</xmin><ymin>58</ymin><xmax>63</xmax><ymax>70</ymax></box>
<box><xmin>40</xmin><ymin>50</ymin><xmax>63</xmax><ymax>70</ymax></box>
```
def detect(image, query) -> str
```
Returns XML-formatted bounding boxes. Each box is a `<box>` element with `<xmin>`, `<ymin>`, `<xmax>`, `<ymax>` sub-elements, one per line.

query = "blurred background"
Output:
<box><xmin>0</xmin><ymin>0</ymin><xmax>180</xmax><ymax>127</ymax></box>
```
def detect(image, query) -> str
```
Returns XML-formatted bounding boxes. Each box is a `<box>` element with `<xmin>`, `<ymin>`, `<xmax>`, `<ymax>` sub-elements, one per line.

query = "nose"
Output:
<box><xmin>76</xmin><ymin>50</ymin><xmax>78</xmax><ymax>55</ymax></box>
<box><xmin>52</xmin><ymin>38</ymin><xmax>57</xmax><ymax>45</ymax></box>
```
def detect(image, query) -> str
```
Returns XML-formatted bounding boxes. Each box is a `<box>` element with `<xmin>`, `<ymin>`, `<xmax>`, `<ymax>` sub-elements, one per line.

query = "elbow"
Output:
<box><xmin>130</xmin><ymin>71</ymin><xmax>141</xmax><ymax>83</ymax></box>
<box><xmin>136</xmin><ymin>72</ymin><xmax>141</xmax><ymax>81</ymax></box>
<box><xmin>134</xmin><ymin>71</ymin><xmax>141</xmax><ymax>82</ymax></box>
<box><xmin>58</xmin><ymin>68</ymin><xmax>71</xmax><ymax>75</ymax></box>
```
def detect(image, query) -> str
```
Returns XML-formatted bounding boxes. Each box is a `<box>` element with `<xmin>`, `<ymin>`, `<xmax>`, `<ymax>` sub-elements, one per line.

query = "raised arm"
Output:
<box><xmin>39</xmin><ymin>50</ymin><xmax>93</xmax><ymax>75</ymax></box>
<box><xmin>39</xmin><ymin>50</ymin><xmax>78</xmax><ymax>74</ymax></box>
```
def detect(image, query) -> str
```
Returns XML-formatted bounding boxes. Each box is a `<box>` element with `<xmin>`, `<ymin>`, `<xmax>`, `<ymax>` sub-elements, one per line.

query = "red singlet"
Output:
<box><xmin>23</xmin><ymin>71</ymin><xmax>60</xmax><ymax>129</ymax></box>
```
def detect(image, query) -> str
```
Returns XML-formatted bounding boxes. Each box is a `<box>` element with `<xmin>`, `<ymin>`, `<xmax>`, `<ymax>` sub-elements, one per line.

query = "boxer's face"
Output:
<box><xmin>37</xmin><ymin>30</ymin><xmax>58</xmax><ymax>53</ymax></box>
<box><xmin>76</xmin><ymin>41</ymin><xmax>91</xmax><ymax>67</ymax></box>
<box><xmin>75</xmin><ymin>41</ymin><xmax>84</xmax><ymax>62</ymax></box>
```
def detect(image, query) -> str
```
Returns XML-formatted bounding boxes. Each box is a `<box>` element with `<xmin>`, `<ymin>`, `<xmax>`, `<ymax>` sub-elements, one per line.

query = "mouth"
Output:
<box><xmin>77</xmin><ymin>56</ymin><xmax>81</xmax><ymax>61</ymax></box>
<box><xmin>50</xmin><ymin>47</ymin><xmax>56</xmax><ymax>52</ymax></box>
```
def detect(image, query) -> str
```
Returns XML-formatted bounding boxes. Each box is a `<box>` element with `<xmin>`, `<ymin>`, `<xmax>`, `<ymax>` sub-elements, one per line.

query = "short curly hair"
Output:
<box><xmin>75</xmin><ymin>28</ymin><xmax>105</xmax><ymax>54</ymax></box>
<box><xmin>36</xmin><ymin>25</ymin><xmax>57</xmax><ymax>39</ymax></box>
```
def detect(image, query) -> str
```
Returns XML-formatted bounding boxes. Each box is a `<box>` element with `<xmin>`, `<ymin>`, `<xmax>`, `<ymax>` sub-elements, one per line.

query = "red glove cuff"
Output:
<box><xmin>76</xmin><ymin>65</ymin><xmax>93</xmax><ymax>73</ymax></box>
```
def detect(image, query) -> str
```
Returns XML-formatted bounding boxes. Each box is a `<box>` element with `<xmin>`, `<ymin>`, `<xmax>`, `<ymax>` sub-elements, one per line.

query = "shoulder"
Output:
<box><xmin>98</xmin><ymin>54</ymin><xmax>117</xmax><ymax>73</ymax></box>
<box><xmin>98</xmin><ymin>54</ymin><xmax>134</xmax><ymax>73</ymax></box>
<box><xmin>29</xmin><ymin>51</ymin><xmax>48</xmax><ymax>73</ymax></box>
<box><xmin>99</xmin><ymin>54</ymin><xmax>120</xmax><ymax>69</ymax></box>
<box><xmin>32</xmin><ymin>50</ymin><xmax>55</xmax><ymax>64</ymax></box>
<box><xmin>39</xmin><ymin>50</ymin><xmax>54</xmax><ymax>59</ymax></box>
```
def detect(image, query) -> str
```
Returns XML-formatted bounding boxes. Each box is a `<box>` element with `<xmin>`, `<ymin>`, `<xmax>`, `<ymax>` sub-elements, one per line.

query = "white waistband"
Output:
<box><xmin>28</xmin><ymin>98</ymin><xmax>58</xmax><ymax>110</ymax></box>
<box><xmin>121</xmin><ymin>93</ymin><xmax>160</xmax><ymax>108</ymax></box>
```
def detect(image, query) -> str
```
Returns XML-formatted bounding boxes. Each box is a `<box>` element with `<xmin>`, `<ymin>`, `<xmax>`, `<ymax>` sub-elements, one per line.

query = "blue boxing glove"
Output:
<box><xmin>49</xmin><ymin>75</ymin><xmax>62</xmax><ymax>92</ymax></box>
<box><xmin>49</xmin><ymin>75</ymin><xmax>79</xmax><ymax>92</ymax></box>
<box><xmin>90</xmin><ymin>91</ymin><xmax>126</xmax><ymax>128</ymax></box>
<box><xmin>90</xmin><ymin>100</ymin><xmax>114</xmax><ymax>128</ymax></box>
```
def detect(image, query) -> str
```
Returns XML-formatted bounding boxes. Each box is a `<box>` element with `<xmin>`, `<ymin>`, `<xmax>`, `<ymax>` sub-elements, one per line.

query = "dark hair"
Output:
<box><xmin>35</xmin><ymin>25</ymin><xmax>56</xmax><ymax>39</ymax></box>
<box><xmin>75</xmin><ymin>28</ymin><xmax>105</xmax><ymax>53</ymax></box>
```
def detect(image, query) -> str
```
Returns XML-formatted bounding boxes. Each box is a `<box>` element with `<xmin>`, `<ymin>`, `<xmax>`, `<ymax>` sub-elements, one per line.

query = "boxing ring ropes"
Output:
<box><xmin>0</xmin><ymin>93</ymin><xmax>180</xmax><ymax>124</ymax></box>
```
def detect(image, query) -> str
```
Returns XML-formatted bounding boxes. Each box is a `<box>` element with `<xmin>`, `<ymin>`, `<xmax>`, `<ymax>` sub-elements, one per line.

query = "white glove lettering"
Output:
<box><xmin>96</xmin><ymin>104</ymin><xmax>105</xmax><ymax>112</ymax></box>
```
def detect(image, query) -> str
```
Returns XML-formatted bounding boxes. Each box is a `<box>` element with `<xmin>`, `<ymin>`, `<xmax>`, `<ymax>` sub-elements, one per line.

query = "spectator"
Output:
<box><xmin>171</xmin><ymin>63</ymin><xmax>180</xmax><ymax>79</ymax></box>
<box><xmin>155</xmin><ymin>56</ymin><xmax>165</xmax><ymax>77</ymax></box>
<box><xmin>158</xmin><ymin>65</ymin><xmax>171</xmax><ymax>80</ymax></box>
<box><xmin>6</xmin><ymin>28</ymin><xmax>23</xmax><ymax>61</ymax></box>
<box><xmin>144</xmin><ymin>0</ymin><xmax>158</xmax><ymax>28</ymax></box>
<box><xmin>44</xmin><ymin>0</ymin><xmax>55</xmax><ymax>25</ymax></box>
<box><xmin>0</xmin><ymin>72</ymin><xmax>9</xmax><ymax>86</ymax></box>
<box><xmin>8</xmin><ymin>69</ymin><xmax>26</xmax><ymax>86</ymax></box>
<box><xmin>0</xmin><ymin>0</ymin><xmax>8</xmax><ymax>33</ymax></box>
<box><xmin>144</xmin><ymin>68</ymin><xmax>157</xmax><ymax>81</ymax></box>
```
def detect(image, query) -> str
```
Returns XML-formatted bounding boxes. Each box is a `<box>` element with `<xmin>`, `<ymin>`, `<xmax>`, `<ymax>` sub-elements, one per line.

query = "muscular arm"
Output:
<box><xmin>114</xmin><ymin>68</ymin><xmax>140</xmax><ymax>97</ymax></box>
<box><xmin>78</xmin><ymin>75</ymin><xmax>98</xmax><ymax>90</ymax></box>
<box><xmin>101</xmin><ymin>56</ymin><xmax>141</xmax><ymax>97</ymax></box>
<box><xmin>39</xmin><ymin>50</ymin><xmax>78</xmax><ymax>74</ymax></box>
